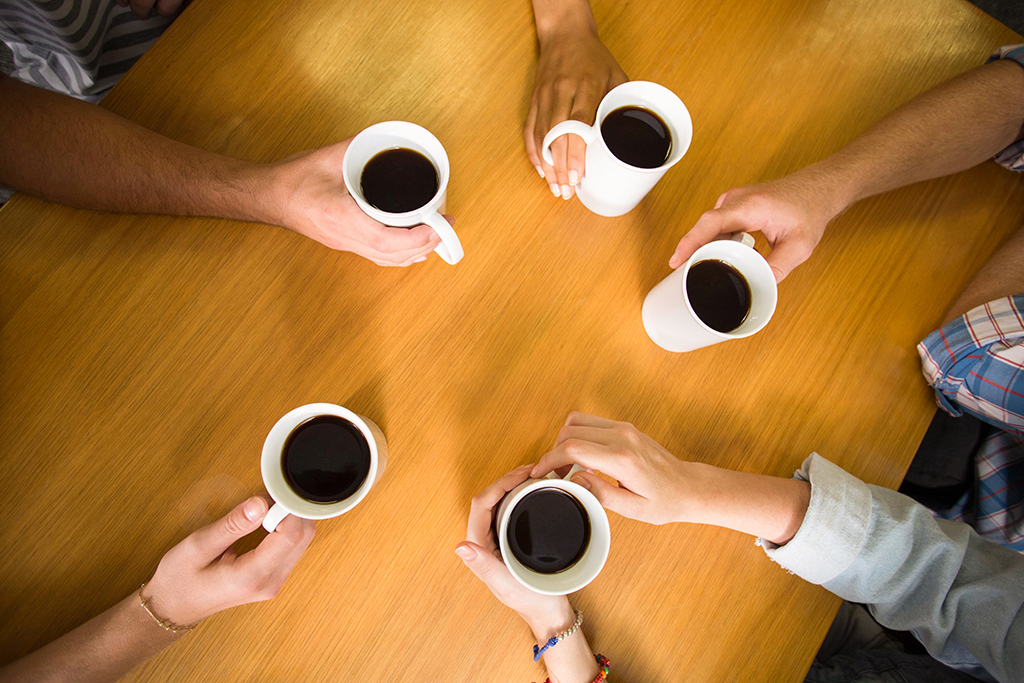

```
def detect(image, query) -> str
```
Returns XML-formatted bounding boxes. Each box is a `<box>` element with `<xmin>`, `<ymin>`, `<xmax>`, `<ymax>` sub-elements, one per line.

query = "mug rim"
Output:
<box><xmin>260</xmin><ymin>403</ymin><xmax>381</xmax><ymax>520</ymax></box>
<box><xmin>681</xmin><ymin>241</ymin><xmax>778</xmax><ymax>340</ymax></box>
<box><xmin>342</xmin><ymin>121</ymin><xmax>450</xmax><ymax>223</ymax></box>
<box><xmin>593</xmin><ymin>80</ymin><xmax>693</xmax><ymax>174</ymax></box>
<box><xmin>497</xmin><ymin>478</ymin><xmax>611</xmax><ymax>595</ymax></box>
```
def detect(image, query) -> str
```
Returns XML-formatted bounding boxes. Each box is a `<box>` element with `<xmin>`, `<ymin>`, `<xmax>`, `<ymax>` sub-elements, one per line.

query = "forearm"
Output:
<box><xmin>531</xmin><ymin>0</ymin><xmax>598</xmax><ymax>44</ymax></box>
<box><xmin>810</xmin><ymin>59</ymin><xmax>1024</xmax><ymax>214</ymax></box>
<box><xmin>0</xmin><ymin>591</ymin><xmax>181</xmax><ymax>683</ymax></box>
<box><xmin>526</xmin><ymin>603</ymin><xmax>599</xmax><ymax>683</ymax></box>
<box><xmin>0</xmin><ymin>74</ymin><xmax>281</xmax><ymax>223</ymax></box>
<box><xmin>679</xmin><ymin>462</ymin><xmax>811</xmax><ymax>545</ymax></box>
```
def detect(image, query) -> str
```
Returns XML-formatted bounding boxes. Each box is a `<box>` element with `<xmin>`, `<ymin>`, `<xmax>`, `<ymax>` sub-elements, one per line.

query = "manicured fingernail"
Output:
<box><xmin>560</xmin><ymin>185</ymin><xmax>572</xmax><ymax>200</ymax></box>
<box><xmin>455</xmin><ymin>546</ymin><xmax>476</xmax><ymax>561</ymax></box>
<box><xmin>549</xmin><ymin>183</ymin><xmax>560</xmax><ymax>197</ymax></box>
<box><xmin>243</xmin><ymin>497</ymin><xmax>264</xmax><ymax>521</ymax></box>
<box><xmin>535</xmin><ymin>165</ymin><xmax>545</xmax><ymax>178</ymax></box>
<box><xmin>414</xmin><ymin>256</ymin><xmax>428</xmax><ymax>263</ymax></box>
<box><xmin>585</xmin><ymin>468</ymin><xmax>594</xmax><ymax>474</ymax></box>
<box><xmin>568</xmin><ymin>170</ymin><xmax>578</xmax><ymax>185</ymax></box>
<box><xmin>571</xmin><ymin>474</ymin><xmax>590</xmax><ymax>489</ymax></box>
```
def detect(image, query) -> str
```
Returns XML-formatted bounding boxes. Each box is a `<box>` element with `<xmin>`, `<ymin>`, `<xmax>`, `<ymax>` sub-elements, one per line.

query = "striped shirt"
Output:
<box><xmin>0</xmin><ymin>0</ymin><xmax>176</xmax><ymax>103</ymax></box>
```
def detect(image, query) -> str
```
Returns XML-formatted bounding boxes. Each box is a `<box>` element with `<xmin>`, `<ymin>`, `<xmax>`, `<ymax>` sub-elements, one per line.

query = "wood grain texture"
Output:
<box><xmin>1</xmin><ymin>0</ymin><xmax>1022</xmax><ymax>681</ymax></box>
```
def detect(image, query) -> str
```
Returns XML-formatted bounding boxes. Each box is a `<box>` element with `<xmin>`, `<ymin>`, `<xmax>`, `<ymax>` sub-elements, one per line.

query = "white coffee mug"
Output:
<box><xmin>541</xmin><ymin>81</ymin><xmax>692</xmax><ymax>217</ymax></box>
<box><xmin>642</xmin><ymin>233</ymin><xmax>778</xmax><ymax>353</ymax></box>
<box><xmin>261</xmin><ymin>403</ymin><xmax>388</xmax><ymax>532</ymax></box>
<box><xmin>496</xmin><ymin>465</ymin><xmax>611</xmax><ymax>595</ymax></box>
<box><xmin>342</xmin><ymin>121</ymin><xmax>463</xmax><ymax>264</ymax></box>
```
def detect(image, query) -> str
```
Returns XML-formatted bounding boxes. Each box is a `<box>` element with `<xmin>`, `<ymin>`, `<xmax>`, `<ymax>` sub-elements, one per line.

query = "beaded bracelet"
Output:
<box><xmin>535</xmin><ymin>654</ymin><xmax>610</xmax><ymax>683</ymax></box>
<box><xmin>138</xmin><ymin>584</ymin><xmax>196</xmax><ymax>634</ymax></box>
<box><xmin>533</xmin><ymin>608</ymin><xmax>583</xmax><ymax>661</ymax></box>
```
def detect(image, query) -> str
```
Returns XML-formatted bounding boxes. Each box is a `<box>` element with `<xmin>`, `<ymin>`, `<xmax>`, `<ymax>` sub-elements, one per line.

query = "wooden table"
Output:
<box><xmin>2</xmin><ymin>0</ymin><xmax>1022</xmax><ymax>680</ymax></box>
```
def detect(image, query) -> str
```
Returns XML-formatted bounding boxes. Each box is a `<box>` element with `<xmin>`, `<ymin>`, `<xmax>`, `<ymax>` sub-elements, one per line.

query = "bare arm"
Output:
<box><xmin>671</xmin><ymin>58</ymin><xmax>1024</xmax><ymax>282</ymax></box>
<box><xmin>0</xmin><ymin>74</ymin><xmax>442</xmax><ymax>266</ymax></box>
<box><xmin>0</xmin><ymin>497</ymin><xmax>315</xmax><ymax>683</ymax></box>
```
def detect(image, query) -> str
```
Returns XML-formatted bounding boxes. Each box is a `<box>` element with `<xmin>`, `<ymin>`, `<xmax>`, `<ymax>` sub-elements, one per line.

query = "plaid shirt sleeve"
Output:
<box><xmin>988</xmin><ymin>44</ymin><xmax>1024</xmax><ymax>171</ymax></box>
<box><xmin>918</xmin><ymin>295</ymin><xmax>1024</xmax><ymax>435</ymax></box>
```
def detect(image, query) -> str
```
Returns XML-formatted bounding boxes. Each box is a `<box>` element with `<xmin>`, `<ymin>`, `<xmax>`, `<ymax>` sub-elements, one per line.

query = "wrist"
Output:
<box><xmin>525</xmin><ymin>599</ymin><xmax>576</xmax><ymax>643</ymax></box>
<box><xmin>534</xmin><ymin>0</ymin><xmax>598</xmax><ymax>47</ymax></box>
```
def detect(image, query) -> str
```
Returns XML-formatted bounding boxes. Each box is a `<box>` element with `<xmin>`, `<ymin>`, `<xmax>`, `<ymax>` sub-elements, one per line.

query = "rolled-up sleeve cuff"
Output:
<box><xmin>760</xmin><ymin>454</ymin><xmax>872</xmax><ymax>585</ymax></box>
<box><xmin>987</xmin><ymin>44</ymin><xmax>1024</xmax><ymax>170</ymax></box>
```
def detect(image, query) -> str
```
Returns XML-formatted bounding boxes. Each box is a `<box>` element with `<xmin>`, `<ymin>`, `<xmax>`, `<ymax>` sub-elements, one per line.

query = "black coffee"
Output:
<box><xmin>600</xmin><ymin>106</ymin><xmax>672</xmax><ymax>168</ymax></box>
<box><xmin>282</xmin><ymin>415</ymin><xmax>371</xmax><ymax>503</ymax></box>
<box><xmin>686</xmin><ymin>259</ymin><xmax>752</xmax><ymax>333</ymax></box>
<box><xmin>360</xmin><ymin>148</ymin><xmax>439</xmax><ymax>214</ymax></box>
<box><xmin>508</xmin><ymin>489</ymin><xmax>591</xmax><ymax>574</ymax></box>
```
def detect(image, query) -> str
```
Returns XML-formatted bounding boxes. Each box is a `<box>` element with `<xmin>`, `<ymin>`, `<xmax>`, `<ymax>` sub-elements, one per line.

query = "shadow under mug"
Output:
<box><xmin>261</xmin><ymin>403</ymin><xmax>388</xmax><ymax>532</ymax></box>
<box><xmin>496</xmin><ymin>465</ymin><xmax>611</xmax><ymax>595</ymax></box>
<box><xmin>541</xmin><ymin>81</ymin><xmax>692</xmax><ymax>217</ymax></box>
<box><xmin>342</xmin><ymin>121</ymin><xmax>464</xmax><ymax>265</ymax></box>
<box><xmin>642</xmin><ymin>233</ymin><xmax>778</xmax><ymax>353</ymax></box>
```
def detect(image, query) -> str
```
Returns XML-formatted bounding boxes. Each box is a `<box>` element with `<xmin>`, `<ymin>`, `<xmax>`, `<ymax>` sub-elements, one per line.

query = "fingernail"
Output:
<box><xmin>414</xmin><ymin>256</ymin><xmax>428</xmax><ymax>263</ymax></box>
<box><xmin>568</xmin><ymin>170</ymin><xmax>578</xmax><ymax>185</ymax></box>
<box><xmin>455</xmin><ymin>546</ymin><xmax>476</xmax><ymax>561</ymax></box>
<box><xmin>585</xmin><ymin>468</ymin><xmax>594</xmax><ymax>474</ymax></box>
<box><xmin>535</xmin><ymin>165</ymin><xmax>545</xmax><ymax>178</ymax></box>
<box><xmin>571</xmin><ymin>474</ymin><xmax>590</xmax><ymax>489</ymax></box>
<box><xmin>549</xmin><ymin>183</ymin><xmax>560</xmax><ymax>197</ymax></box>
<box><xmin>243</xmin><ymin>497</ymin><xmax>264</xmax><ymax>521</ymax></box>
<box><xmin>560</xmin><ymin>185</ymin><xmax>572</xmax><ymax>200</ymax></box>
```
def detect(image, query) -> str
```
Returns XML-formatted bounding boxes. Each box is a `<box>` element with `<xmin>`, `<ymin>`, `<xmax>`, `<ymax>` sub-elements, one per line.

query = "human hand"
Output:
<box><xmin>531</xmin><ymin>412</ymin><xmax>700</xmax><ymax>526</ymax></box>
<box><xmin>524</xmin><ymin>24</ymin><xmax>627</xmax><ymax>200</ymax></box>
<box><xmin>116</xmin><ymin>0</ymin><xmax>186</xmax><ymax>20</ymax></box>
<box><xmin>269</xmin><ymin>139</ymin><xmax>445</xmax><ymax>267</ymax></box>
<box><xmin>455</xmin><ymin>466</ymin><xmax>576</xmax><ymax>639</ymax></box>
<box><xmin>668</xmin><ymin>168</ymin><xmax>850</xmax><ymax>283</ymax></box>
<box><xmin>142</xmin><ymin>495</ymin><xmax>315</xmax><ymax>627</ymax></box>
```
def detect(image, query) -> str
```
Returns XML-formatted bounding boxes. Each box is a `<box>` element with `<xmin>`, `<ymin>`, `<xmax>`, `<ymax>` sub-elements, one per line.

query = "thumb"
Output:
<box><xmin>189</xmin><ymin>496</ymin><xmax>268</xmax><ymax>563</ymax></box>
<box><xmin>571</xmin><ymin>472</ymin><xmax>637</xmax><ymax>518</ymax></box>
<box><xmin>455</xmin><ymin>541</ymin><xmax>506</xmax><ymax>587</ymax></box>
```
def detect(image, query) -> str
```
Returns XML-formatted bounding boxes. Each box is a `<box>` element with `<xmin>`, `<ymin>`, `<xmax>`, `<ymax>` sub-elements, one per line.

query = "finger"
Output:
<box><xmin>563</xmin><ymin>411</ymin><xmax>620</xmax><ymax>429</ymax></box>
<box><xmin>763</xmin><ymin>238</ymin><xmax>814</xmax><ymax>283</ymax></box>
<box><xmin>554</xmin><ymin>424</ymin><xmax>615</xmax><ymax>448</ymax></box>
<box><xmin>565</xmin><ymin>81</ymin><xmax>603</xmax><ymax>187</ymax></box>
<box><xmin>455</xmin><ymin>540</ymin><xmax>514</xmax><ymax>591</ymax></box>
<box><xmin>235</xmin><ymin>512</ymin><xmax>309</xmax><ymax>579</ymax></box>
<box><xmin>533</xmin><ymin>88</ymin><xmax>563</xmax><ymax>198</ymax></box>
<box><xmin>153</xmin><ymin>0</ymin><xmax>183</xmax><ymax>16</ymax></box>
<box><xmin>523</xmin><ymin>100</ymin><xmax>545</xmax><ymax>179</ymax></box>
<box><xmin>467</xmin><ymin>466</ymin><xmax>534</xmax><ymax>546</ymax></box>
<box><xmin>129</xmin><ymin>0</ymin><xmax>156</xmax><ymax>19</ymax></box>
<box><xmin>569</xmin><ymin>471</ymin><xmax>640</xmax><ymax>518</ymax></box>
<box><xmin>531</xmin><ymin>440</ymin><xmax>616</xmax><ymax>480</ymax></box>
<box><xmin>265</xmin><ymin>518</ymin><xmax>316</xmax><ymax>588</ymax></box>
<box><xmin>374</xmin><ymin>224</ymin><xmax>443</xmax><ymax>257</ymax></box>
<box><xmin>669</xmin><ymin>208</ymin><xmax>749</xmax><ymax>269</ymax></box>
<box><xmin>187</xmin><ymin>496</ymin><xmax>267</xmax><ymax>564</ymax></box>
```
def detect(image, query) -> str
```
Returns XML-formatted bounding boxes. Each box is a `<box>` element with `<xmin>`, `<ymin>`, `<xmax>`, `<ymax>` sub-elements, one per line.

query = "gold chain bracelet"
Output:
<box><xmin>138</xmin><ymin>584</ymin><xmax>196</xmax><ymax>634</ymax></box>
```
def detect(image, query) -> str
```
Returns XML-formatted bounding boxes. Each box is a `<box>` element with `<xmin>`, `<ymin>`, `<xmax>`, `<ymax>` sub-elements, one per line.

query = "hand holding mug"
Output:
<box><xmin>143</xmin><ymin>495</ymin><xmax>316</xmax><ymax>627</ymax></box>
<box><xmin>270</xmin><ymin>139</ymin><xmax>445</xmax><ymax>267</ymax></box>
<box><xmin>455</xmin><ymin>466</ymin><xmax>574</xmax><ymax>633</ymax></box>
<box><xmin>524</xmin><ymin>24</ymin><xmax>628</xmax><ymax>199</ymax></box>
<box><xmin>669</xmin><ymin>167</ymin><xmax>850</xmax><ymax>283</ymax></box>
<box><xmin>531</xmin><ymin>412</ymin><xmax>697</xmax><ymax>526</ymax></box>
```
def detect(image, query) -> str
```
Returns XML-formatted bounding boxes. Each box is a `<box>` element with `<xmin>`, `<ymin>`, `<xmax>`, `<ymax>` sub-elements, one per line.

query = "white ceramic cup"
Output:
<box><xmin>495</xmin><ymin>465</ymin><xmax>611</xmax><ymax>595</ymax></box>
<box><xmin>541</xmin><ymin>81</ymin><xmax>692</xmax><ymax>217</ymax></box>
<box><xmin>260</xmin><ymin>403</ymin><xmax>388</xmax><ymax>532</ymax></box>
<box><xmin>342</xmin><ymin>121</ymin><xmax>463</xmax><ymax>265</ymax></box>
<box><xmin>642</xmin><ymin>233</ymin><xmax>778</xmax><ymax>353</ymax></box>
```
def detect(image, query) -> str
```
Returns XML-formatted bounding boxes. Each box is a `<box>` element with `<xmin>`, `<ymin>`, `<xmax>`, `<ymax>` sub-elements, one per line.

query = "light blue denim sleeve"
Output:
<box><xmin>761</xmin><ymin>454</ymin><xmax>1024</xmax><ymax>683</ymax></box>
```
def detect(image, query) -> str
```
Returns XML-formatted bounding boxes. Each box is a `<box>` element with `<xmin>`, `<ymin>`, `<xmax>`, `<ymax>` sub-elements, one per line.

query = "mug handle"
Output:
<box><xmin>544</xmin><ymin>463</ymin><xmax>587</xmax><ymax>481</ymax></box>
<box><xmin>423</xmin><ymin>211</ymin><xmax>464</xmax><ymax>265</ymax></box>
<box><xmin>542</xmin><ymin>121</ymin><xmax>597</xmax><ymax>166</ymax></box>
<box><xmin>732</xmin><ymin>233</ymin><xmax>756</xmax><ymax>248</ymax></box>
<box><xmin>262</xmin><ymin>502</ymin><xmax>291</xmax><ymax>533</ymax></box>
